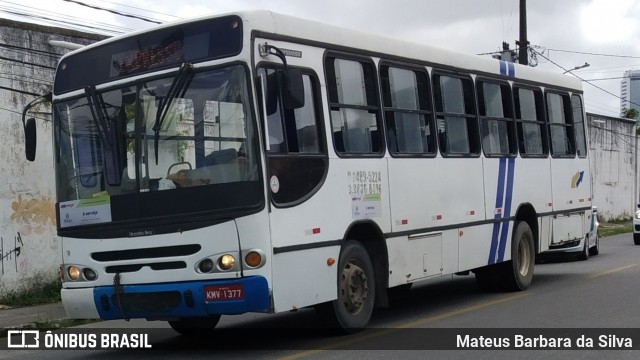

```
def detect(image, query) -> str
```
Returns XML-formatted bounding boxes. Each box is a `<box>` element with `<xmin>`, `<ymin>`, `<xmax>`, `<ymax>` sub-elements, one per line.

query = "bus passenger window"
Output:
<box><xmin>546</xmin><ymin>92</ymin><xmax>575</xmax><ymax>157</ymax></box>
<box><xmin>571</xmin><ymin>95</ymin><xmax>588</xmax><ymax>158</ymax></box>
<box><xmin>381</xmin><ymin>65</ymin><xmax>435</xmax><ymax>155</ymax></box>
<box><xmin>477</xmin><ymin>80</ymin><xmax>516</xmax><ymax>156</ymax></box>
<box><xmin>515</xmin><ymin>87</ymin><xmax>547</xmax><ymax>157</ymax></box>
<box><xmin>433</xmin><ymin>73</ymin><xmax>479</xmax><ymax>156</ymax></box>
<box><xmin>326</xmin><ymin>57</ymin><xmax>382</xmax><ymax>155</ymax></box>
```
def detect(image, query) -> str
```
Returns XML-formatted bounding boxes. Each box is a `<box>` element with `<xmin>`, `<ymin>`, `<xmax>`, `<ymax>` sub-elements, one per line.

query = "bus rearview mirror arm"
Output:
<box><xmin>259</xmin><ymin>43</ymin><xmax>305</xmax><ymax>110</ymax></box>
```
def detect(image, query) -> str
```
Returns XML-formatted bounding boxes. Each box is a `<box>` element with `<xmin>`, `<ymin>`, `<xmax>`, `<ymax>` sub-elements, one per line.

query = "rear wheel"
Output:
<box><xmin>317</xmin><ymin>240</ymin><xmax>375</xmax><ymax>333</ymax></box>
<box><xmin>168</xmin><ymin>315</ymin><xmax>221</xmax><ymax>336</ymax></box>
<box><xmin>504</xmin><ymin>221</ymin><xmax>535</xmax><ymax>291</ymax></box>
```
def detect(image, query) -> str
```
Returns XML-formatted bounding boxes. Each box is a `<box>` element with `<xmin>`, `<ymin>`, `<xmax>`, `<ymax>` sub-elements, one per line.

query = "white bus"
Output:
<box><xmin>23</xmin><ymin>10</ymin><xmax>593</xmax><ymax>332</ymax></box>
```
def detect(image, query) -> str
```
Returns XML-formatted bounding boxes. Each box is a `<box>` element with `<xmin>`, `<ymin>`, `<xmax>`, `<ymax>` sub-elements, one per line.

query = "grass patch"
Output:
<box><xmin>0</xmin><ymin>278</ymin><xmax>62</xmax><ymax>308</ymax></box>
<box><xmin>598</xmin><ymin>221</ymin><xmax>632</xmax><ymax>238</ymax></box>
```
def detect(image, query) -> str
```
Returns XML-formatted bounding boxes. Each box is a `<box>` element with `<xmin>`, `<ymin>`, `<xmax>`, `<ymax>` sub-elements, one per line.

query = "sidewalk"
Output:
<box><xmin>0</xmin><ymin>302</ymin><xmax>67</xmax><ymax>332</ymax></box>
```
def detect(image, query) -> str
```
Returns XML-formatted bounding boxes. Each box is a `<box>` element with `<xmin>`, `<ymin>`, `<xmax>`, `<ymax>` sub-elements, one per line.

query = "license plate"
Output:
<box><xmin>204</xmin><ymin>284</ymin><xmax>244</xmax><ymax>301</ymax></box>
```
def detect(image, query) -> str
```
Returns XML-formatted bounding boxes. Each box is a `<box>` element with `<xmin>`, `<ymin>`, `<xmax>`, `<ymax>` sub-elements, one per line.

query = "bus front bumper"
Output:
<box><xmin>61</xmin><ymin>276</ymin><xmax>270</xmax><ymax>320</ymax></box>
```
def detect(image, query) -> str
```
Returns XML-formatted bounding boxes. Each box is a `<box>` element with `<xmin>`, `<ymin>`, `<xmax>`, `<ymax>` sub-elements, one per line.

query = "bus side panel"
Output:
<box><xmin>484</xmin><ymin>157</ymin><xmax>552</xmax><ymax>259</ymax></box>
<box><xmin>271</xmin><ymin>247</ymin><xmax>340</xmax><ymax>313</ymax></box>
<box><xmin>268</xmin><ymin>159</ymin><xmax>390</xmax><ymax>312</ymax></box>
<box><xmin>387</xmin><ymin>158</ymin><xmax>483</xmax><ymax>277</ymax></box>
<box><xmin>550</xmin><ymin>157</ymin><xmax>591</xmax><ymax>245</ymax></box>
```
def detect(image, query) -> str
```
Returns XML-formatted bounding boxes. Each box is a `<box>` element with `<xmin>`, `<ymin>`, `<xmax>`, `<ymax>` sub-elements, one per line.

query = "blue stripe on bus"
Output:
<box><xmin>488</xmin><ymin>158</ymin><xmax>507</xmax><ymax>264</ymax></box>
<box><xmin>497</xmin><ymin>157</ymin><xmax>516</xmax><ymax>262</ymax></box>
<box><xmin>499</xmin><ymin>61</ymin><xmax>507</xmax><ymax>76</ymax></box>
<box><xmin>508</xmin><ymin>62</ymin><xmax>515</xmax><ymax>77</ymax></box>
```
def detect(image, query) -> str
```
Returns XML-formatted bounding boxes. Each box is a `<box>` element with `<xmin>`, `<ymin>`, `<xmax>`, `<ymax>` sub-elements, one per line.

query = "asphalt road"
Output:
<box><xmin>2</xmin><ymin>232</ymin><xmax>639</xmax><ymax>359</ymax></box>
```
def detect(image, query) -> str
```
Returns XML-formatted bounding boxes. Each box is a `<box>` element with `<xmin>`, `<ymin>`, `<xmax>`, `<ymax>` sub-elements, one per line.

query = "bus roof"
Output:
<box><xmin>60</xmin><ymin>9</ymin><xmax>582</xmax><ymax>92</ymax></box>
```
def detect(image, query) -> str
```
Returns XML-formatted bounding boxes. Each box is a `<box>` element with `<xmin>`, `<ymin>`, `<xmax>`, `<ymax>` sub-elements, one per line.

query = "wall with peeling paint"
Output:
<box><xmin>0</xmin><ymin>19</ymin><xmax>104</xmax><ymax>297</ymax></box>
<box><xmin>587</xmin><ymin>113</ymin><xmax>637</xmax><ymax>221</ymax></box>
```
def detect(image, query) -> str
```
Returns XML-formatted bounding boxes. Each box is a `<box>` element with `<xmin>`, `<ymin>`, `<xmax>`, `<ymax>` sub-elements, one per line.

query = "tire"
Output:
<box><xmin>577</xmin><ymin>236</ymin><xmax>589</xmax><ymax>261</ymax></box>
<box><xmin>318</xmin><ymin>240</ymin><xmax>376</xmax><ymax>333</ymax></box>
<box><xmin>168</xmin><ymin>315</ymin><xmax>221</xmax><ymax>336</ymax></box>
<box><xmin>589</xmin><ymin>234</ymin><xmax>599</xmax><ymax>256</ymax></box>
<box><xmin>474</xmin><ymin>265</ymin><xmax>502</xmax><ymax>292</ymax></box>
<box><xmin>503</xmin><ymin>221</ymin><xmax>535</xmax><ymax>291</ymax></box>
<box><xmin>634</xmin><ymin>233</ymin><xmax>640</xmax><ymax>245</ymax></box>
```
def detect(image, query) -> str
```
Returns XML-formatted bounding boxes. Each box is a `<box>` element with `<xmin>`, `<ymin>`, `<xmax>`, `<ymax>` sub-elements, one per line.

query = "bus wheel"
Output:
<box><xmin>168</xmin><ymin>315</ymin><xmax>221</xmax><ymax>336</ymax></box>
<box><xmin>319</xmin><ymin>240</ymin><xmax>375</xmax><ymax>333</ymax></box>
<box><xmin>504</xmin><ymin>221</ymin><xmax>535</xmax><ymax>291</ymax></box>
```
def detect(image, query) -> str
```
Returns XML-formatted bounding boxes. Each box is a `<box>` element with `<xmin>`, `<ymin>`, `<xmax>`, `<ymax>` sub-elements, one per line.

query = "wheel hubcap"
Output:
<box><xmin>517</xmin><ymin>236</ymin><xmax>531</xmax><ymax>276</ymax></box>
<box><xmin>340</xmin><ymin>261</ymin><xmax>368</xmax><ymax>314</ymax></box>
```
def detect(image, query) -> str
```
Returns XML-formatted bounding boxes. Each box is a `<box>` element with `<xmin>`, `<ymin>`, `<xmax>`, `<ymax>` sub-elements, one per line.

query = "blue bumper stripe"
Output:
<box><xmin>93</xmin><ymin>276</ymin><xmax>270</xmax><ymax>320</ymax></box>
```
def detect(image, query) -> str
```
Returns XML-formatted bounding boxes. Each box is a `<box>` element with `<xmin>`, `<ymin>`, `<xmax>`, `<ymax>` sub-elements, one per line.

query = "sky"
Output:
<box><xmin>3</xmin><ymin>0</ymin><xmax>640</xmax><ymax>117</ymax></box>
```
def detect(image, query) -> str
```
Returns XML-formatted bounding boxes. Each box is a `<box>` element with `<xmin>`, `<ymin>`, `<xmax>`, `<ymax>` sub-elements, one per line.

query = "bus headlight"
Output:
<box><xmin>635</xmin><ymin>210</ymin><xmax>640</xmax><ymax>220</ymax></box>
<box><xmin>218</xmin><ymin>254</ymin><xmax>236</xmax><ymax>271</ymax></box>
<box><xmin>64</xmin><ymin>265</ymin><xmax>98</xmax><ymax>282</ymax></box>
<box><xmin>68</xmin><ymin>266</ymin><xmax>81</xmax><ymax>281</ymax></box>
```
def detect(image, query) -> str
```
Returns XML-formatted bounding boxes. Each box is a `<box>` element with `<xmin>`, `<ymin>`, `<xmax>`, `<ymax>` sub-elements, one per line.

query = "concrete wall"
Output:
<box><xmin>0</xmin><ymin>19</ymin><xmax>104</xmax><ymax>297</ymax></box>
<box><xmin>587</xmin><ymin>113</ymin><xmax>637</xmax><ymax>221</ymax></box>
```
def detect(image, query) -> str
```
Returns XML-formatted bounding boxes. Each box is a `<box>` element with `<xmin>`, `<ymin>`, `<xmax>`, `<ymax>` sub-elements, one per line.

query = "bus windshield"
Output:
<box><xmin>53</xmin><ymin>64</ymin><xmax>262</xmax><ymax>231</ymax></box>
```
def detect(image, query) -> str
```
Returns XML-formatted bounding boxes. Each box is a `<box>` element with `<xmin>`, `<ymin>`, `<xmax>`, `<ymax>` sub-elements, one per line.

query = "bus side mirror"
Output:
<box><xmin>283</xmin><ymin>68</ymin><xmax>305</xmax><ymax>110</ymax></box>
<box><xmin>25</xmin><ymin>118</ymin><xmax>37</xmax><ymax>161</ymax></box>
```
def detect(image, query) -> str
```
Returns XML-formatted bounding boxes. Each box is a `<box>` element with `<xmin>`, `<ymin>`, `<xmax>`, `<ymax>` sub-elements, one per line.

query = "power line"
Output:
<box><xmin>95</xmin><ymin>0</ymin><xmax>181</xmax><ymax>21</ymax></box>
<box><xmin>531</xmin><ymin>48</ymin><xmax>640</xmax><ymax>109</ymax></box>
<box><xmin>548</xmin><ymin>48</ymin><xmax>640</xmax><ymax>59</ymax></box>
<box><xmin>0</xmin><ymin>85</ymin><xmax>46</xmax><ymax>97</ymax></box>
<box><xmin>62</xmin><ymin>0</ymin><xmax>163</xmax><ymax>24</ymax></box>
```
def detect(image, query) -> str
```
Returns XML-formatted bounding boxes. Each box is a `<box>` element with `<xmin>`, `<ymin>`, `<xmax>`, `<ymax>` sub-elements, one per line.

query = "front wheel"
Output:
<box><xmin>504</xmin><ymin>221</ymin><xmax>535</xmax><ymax>291</ymax></box>
<box><xmin>168</xmin><ymin>315</ymin><xmax>221</xmax><ymax>336</ymax></box>
<box><xmin>317</xmin><ymin>240</ymin><xmax>375</xmax><ymax>333</ymax></box>
<box><xmin>634</xmin><ymin>233</ymin><xmax>640</xmax><ymax>245</ymax></box>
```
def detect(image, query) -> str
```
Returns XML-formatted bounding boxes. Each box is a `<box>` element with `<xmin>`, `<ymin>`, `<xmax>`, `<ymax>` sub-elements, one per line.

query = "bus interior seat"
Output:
<box><xmin>205</xmin><ymin>148</ymin><xmax>237</xmax><ymax>166</ymax></box>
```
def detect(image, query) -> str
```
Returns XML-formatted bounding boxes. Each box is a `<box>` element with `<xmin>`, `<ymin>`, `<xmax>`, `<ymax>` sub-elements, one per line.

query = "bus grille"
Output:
<box><xmin>91</xmin><ymin>245</ymin><xmax>201</xmax><ymax>261</ymax></box>
<box><xmin>105</xmin><ymin>261</ymin><xmax>187</xmax><ymax>273</ymax></box>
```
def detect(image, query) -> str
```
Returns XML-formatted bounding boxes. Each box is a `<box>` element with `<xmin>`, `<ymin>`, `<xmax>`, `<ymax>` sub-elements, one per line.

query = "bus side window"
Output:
<box><xmin>571</xmin><ymin>94</ymin><xmax>588</xmax><ymax>158</ymax></box>
<box><xmin>261</xmin><ymin>68</ymin><xmax>322</xmax><ymax>154</ymax></box>
<box><xmin>514</xmin><ymin>86</ymin><xmax>547</xmax><ymax>157</ymax></box>
<box><xmin>326</xmin><ymin>56</ymin><xmax>383</xmax><ymax>155</ymax></box>
<box><xmin>546</xmin><ymin>92</ymin><xmax>576</xmax><ymax>158</ymax></box>
<box><xmin>433</xmin><ymin>73</ymin><xmax>479</xmax><ymax>156</ymax></box>
<box><xmin>381</xmin><ymin>64</ymin><xmax>435</xmax><ymax>155</ymax></box>
<box><xmin>477</xmin><ymin>80</ymin><xmax>516</xmax><ymax>156</ymax></box>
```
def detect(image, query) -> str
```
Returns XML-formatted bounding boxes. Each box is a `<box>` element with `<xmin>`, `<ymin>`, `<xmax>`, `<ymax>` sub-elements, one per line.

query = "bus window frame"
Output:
<box><xmin>513</xmin><ymin>83</ymin><xmax>549</xmax><ymax>159</ymax></box>
<box><xmin>545</xmin><ymin>89</ymin><xmax>577</xmax><ymax>159</ymax></box>
<box><xmin>324</xmin><ymin>51</ymin><xmax>385</xmax><ymax>158</ymax></box>
<box><xmin>475</xmin><ymin>76</ymin><xmax>517</xmax><ymax>158</ymax></box>
<box><xmin>570</xmin><ymin>93</ymin><xmax>588</xmax><ymax>159</ymax></box>
<box><xmin>379</xmin><ymin>60</ymin><xmax>436</xmax><ymax>158</ymax></box>
<box><xmin>256</xmin><ymin>62</ymin><xmax>329</xmax><ymax>208</ymax></box>
<box><xmin>431</xmin><ymin>69</ymin><xmax>481</xmax><ymax>158</ymax></box>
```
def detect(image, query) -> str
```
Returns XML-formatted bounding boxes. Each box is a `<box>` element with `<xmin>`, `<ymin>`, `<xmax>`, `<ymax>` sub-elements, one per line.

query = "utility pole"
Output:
<box><xmin>517</xmin><ymin>0</ymin><xmax>529</xmax><ymax>65</ymax></box>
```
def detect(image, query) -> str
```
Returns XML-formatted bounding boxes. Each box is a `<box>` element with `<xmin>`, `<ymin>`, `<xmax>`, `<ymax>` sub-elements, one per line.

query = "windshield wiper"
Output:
<box><xmin>152</xmin><ymin>62</ymin><xmax>193</xmax><ymax>164</ymax></box>
<box><xmin>84</xmin><ymin>85</ymin><xmax>113</xmax><ymax>150</ymax></box>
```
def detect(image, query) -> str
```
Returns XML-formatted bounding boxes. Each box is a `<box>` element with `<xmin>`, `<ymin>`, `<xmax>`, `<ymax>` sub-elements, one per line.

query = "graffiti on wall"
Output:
<box><xmin>1</xmin><ymin>232</ymin><xmax>23</xmax><ymax>275</ymax></box>
<box><xmin>11</xmin><ymin>195</ymin><xmax>56</xmax><ymax>235</ymax></box>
